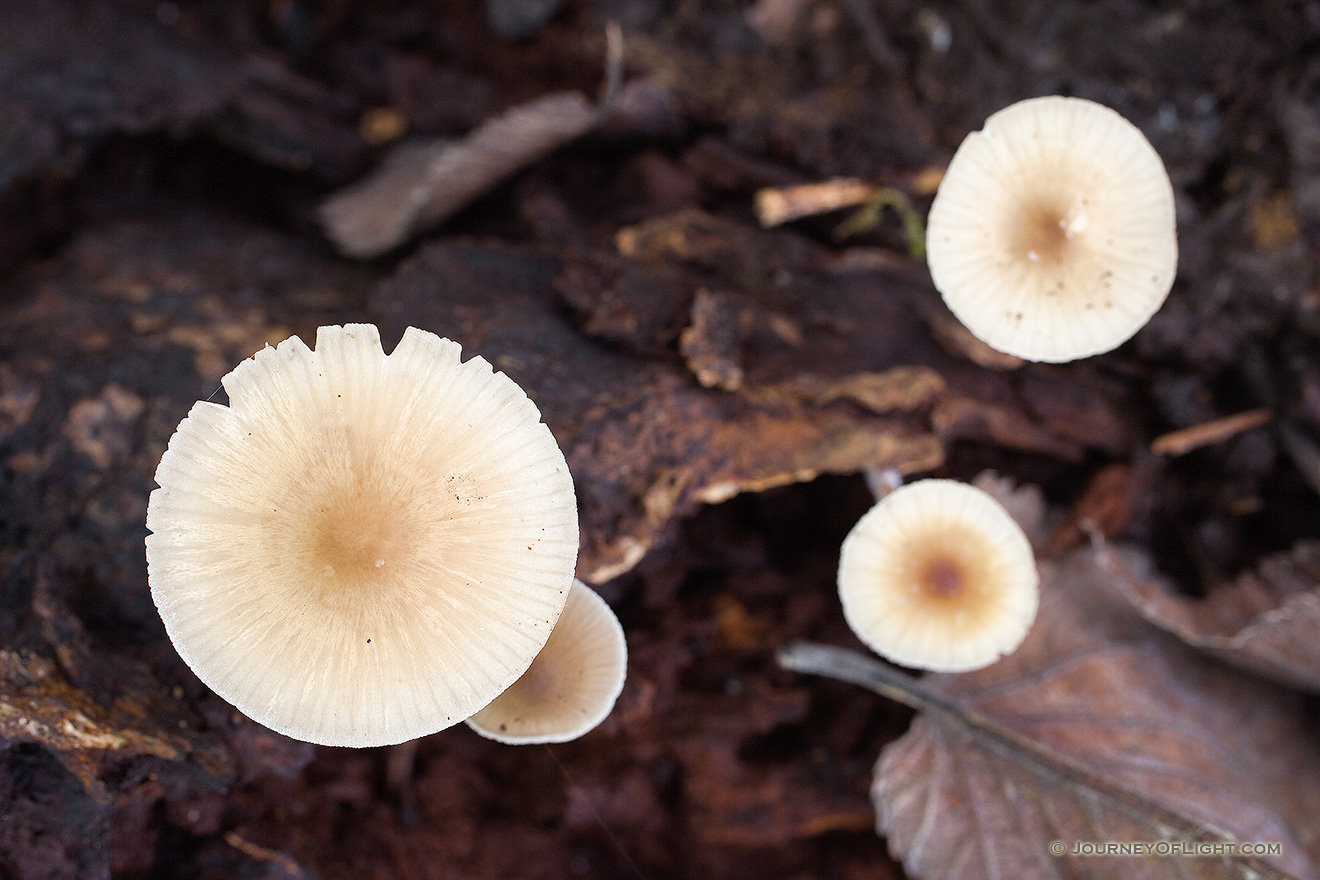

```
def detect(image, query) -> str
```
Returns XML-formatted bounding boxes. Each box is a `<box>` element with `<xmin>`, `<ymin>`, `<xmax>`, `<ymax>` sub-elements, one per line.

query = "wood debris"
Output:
<box><xmin>1151</xmin><ymin>408</ymin><xmax>1273</xmax><ymax>456</ymax></box>
<box><xmin>754</xmin><ymin>178</ymin><xmax>878</xmax><ymax>227</ymax></box>
<box><xmin>320</xmin><ymin>92</ymin><xmax>600</xmax><ymax>257</ymax></box>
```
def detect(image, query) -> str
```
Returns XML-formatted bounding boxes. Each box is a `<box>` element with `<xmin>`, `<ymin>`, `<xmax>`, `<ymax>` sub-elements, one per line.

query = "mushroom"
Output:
<box><xmin>466</xmin><ymin>579</ymin><xmax>627</xmax><ymax>744</ymax></box>
<box><xmin>145</xmin><ymin>324</ymin><xmax>579</xmax><ymax>748</ymax></box>
<box><xmin>837</xmin><ymin>479</ymin><xmax>1038</xmax><ymax>672</ymax></box>
<box><xmin>926</xmin><ymin>95</ymin><xmax>1177</xmax><ymax>362</ymax></box>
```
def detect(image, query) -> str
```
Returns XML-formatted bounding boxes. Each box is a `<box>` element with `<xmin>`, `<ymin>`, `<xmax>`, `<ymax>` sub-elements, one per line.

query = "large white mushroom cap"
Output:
<box><xmin>146</xmin><ymin>324</ymin><xmax>579</xmax><ymax>747</ymax></box>
<box><xmin>927</xmin><ymin>95</ymin><xmax>1177</xmax><ymax>362</ymax></box>
<box><xmin>837</xmin><ymin>479</ymin><xmax>1038</xmax><ymax>672</ymax></box>
<box><xmin>466</xmin><ymin>579</ymin><xmax>627</xmax><ymax>745</ymax></box>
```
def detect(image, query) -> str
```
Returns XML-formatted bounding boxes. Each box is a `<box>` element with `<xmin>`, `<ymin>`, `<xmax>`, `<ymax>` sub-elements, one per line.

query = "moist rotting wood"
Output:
<box><xmin>0</xmin><ymin>214</ymin><xmax>368</xmax><ymax>851</ymax></box>
<box><xmin>371</xmin><ymin>237</ymin><xmax>945</xmax><ymax>583</ymax></box>
<box><xmin>558</xmin><ymin>210</ymin><xmax>1132</xmax><ymax>462</ymax></box>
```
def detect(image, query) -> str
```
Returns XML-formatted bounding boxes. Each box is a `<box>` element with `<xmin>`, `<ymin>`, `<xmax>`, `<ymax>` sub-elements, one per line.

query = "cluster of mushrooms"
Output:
<box><xmin>144</xmin><ymin>95</ymin><xmax>1177</xmax><ymax>748</ymax></box>
<box><xmin>838</xmin><ymin>94</ymin><xmax>1177</xmax><ymax>672</ymax></box>
<box><xmin>147</xmin><ymin>324</ymin><xmax>624</xmax><ymax>747</ymax></box>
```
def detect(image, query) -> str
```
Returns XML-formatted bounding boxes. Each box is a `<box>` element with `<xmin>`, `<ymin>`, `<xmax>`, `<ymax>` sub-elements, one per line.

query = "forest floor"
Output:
<box><xmin>2</xmin><ymin>1</ymin><xmax>1319</xmax><ymax>878</ymax></box>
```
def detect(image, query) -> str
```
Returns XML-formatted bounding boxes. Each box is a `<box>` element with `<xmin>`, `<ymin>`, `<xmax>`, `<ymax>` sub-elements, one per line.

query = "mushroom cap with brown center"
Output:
<box><xmin>465</xmin><ymin>579</ymin><xmax>626</xmax><ymax>745</ymax></box>
<box><xmin>926</xmin><ymin>95</ymin><xmax>1177</xmax><ymax>363</ymax></box>
<box><xmin>837</xmin><ymin>479</ymin><xmax>1038</xmax><ymax>672</ymax></box>
<box><xmin>146</xmin><ymin>324</ymin><xmax>579</xmax><ymax>747</ymax></box>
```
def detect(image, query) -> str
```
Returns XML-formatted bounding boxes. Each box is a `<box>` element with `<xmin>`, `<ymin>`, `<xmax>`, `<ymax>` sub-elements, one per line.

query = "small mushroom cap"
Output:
<box><xmin>466</xmin><ymin>579</ymin><xmax>627</xmax><ymax>745</ymax></box>
<box><xmin>146</xmin><ymin>324</ymin><xmax>579</xmax><ymax>748</ymax></box>
<box><xmin>927</xmin><ymin>95</ymin><xmax>1177</xmax><ymax>362</ymax></box>
<box><xmin>837</xmin><ymin>479</ymin><xmax>1038</xmax><ymax>672</ymax></box>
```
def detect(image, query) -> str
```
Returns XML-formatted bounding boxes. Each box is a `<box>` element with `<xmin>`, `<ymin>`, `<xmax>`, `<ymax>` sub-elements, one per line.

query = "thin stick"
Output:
<box><xmin>1150</xmin><ymin>408</ymin><xmax>1272</xmax><ymax>456</ymax></box>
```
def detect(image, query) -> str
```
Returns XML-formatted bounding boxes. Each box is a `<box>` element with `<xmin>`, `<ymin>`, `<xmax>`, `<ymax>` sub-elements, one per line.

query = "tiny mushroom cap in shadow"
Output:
<box><xmin>837</xmin><ymin>479</ymin><xmax>1038</xmax><ymax>672</ymax></box>
<box><xmin>926</xmin><ymin>95</ymin><xmax>1177</xmax><ymax>362</ymax></box>
<box><xmin>466</xmin><ymin>578</ymin><xmax>627</xmax><ymax>745</ymax></box>
<box><xmin>145</xmin><ymin>324</ymin><xmax>579</xmax><ymax>748</ymax></box>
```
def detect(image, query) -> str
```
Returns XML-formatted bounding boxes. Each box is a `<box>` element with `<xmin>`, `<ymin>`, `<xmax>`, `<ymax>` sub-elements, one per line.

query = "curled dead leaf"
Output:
<box><xmin>970</xmin><ymin>470</ymin><xmax>1049</xmax><ymax>549</ymax></box>
<box><xmin>1103</xmin><ymin>539</ymin><xmax>1320</xmax><ymax>694</ymax></box>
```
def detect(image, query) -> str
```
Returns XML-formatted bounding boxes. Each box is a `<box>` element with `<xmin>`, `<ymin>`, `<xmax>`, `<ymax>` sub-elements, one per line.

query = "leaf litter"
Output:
<box><xmin>1104</xmin><ymin>539</ymin><xmax>1320</xmax><ymax>694</ymax></box>
<box><xmin>781</xmin><ymin>541</ymin><xmax>1320</xmax><ymax>880</ymax></box>
<box><xmin>3</xmin><ymin>1</ymin><xmax>1320</xmax><ymax>878</ymax></box>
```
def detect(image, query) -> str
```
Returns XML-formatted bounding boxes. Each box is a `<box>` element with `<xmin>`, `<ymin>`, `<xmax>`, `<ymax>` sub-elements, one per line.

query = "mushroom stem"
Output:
<box><xmin>385</xmin><ymin>740</ymin><xmax>420</xmax><ymax>826</ymax></box>
<box><xmin>863</xmin><ymin>466</ymin><xmax>904</xmax><ymax>502</ymax></box>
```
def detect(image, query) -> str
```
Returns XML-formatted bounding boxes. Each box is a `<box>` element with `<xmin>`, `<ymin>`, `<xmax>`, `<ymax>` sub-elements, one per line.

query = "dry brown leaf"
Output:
<box><xmin>782</xmin><ymin>546</ymin><xmax>1320</xmax><ymax>880</ymax></box>
<box><xmin>1103</xmin><ymin>539</ymin><xmax>1320</xmax><ymax>693</ymax></box>
<box><xmin>320</xmin><ymin>92</ymin><xmax>599</xmax><ymax>257</ymax></box>
<box><xmin>315</xmin><ymin>138</ymin><xmax>452</xmax><ymax>258</ymax></box>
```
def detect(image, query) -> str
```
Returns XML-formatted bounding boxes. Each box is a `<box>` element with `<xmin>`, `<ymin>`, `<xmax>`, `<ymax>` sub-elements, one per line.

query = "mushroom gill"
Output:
<box><xmin>146</xmin><ymin>324</ymin><xmax>579</xmax><ymax>747</ymax></box>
